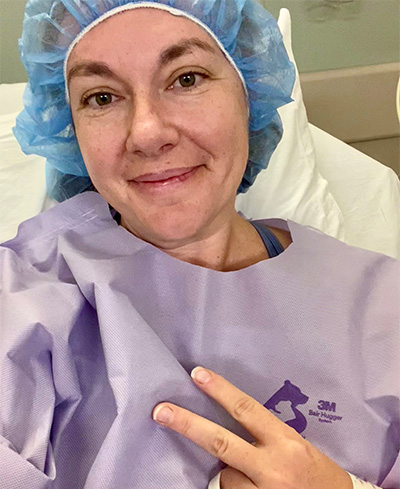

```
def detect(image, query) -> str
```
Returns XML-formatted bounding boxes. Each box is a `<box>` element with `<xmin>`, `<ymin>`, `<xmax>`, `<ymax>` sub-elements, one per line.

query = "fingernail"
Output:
<box><xmin>191</xmin><ymin>366</ymin><xmax>211</xmax><ymax>384</ymax></box>
<box><xmin>153</xmin><ymin>405</ymin><xmax>173</xmax><ymax>424</ymax></box>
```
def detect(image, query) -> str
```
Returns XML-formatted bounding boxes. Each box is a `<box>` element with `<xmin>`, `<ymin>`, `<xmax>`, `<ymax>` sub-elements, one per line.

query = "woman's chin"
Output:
<box><xmin>121</xmin><ymin>212</ymin><xmax>213</xmax><ymax>250</ymax></box>
<box><xmin>116</xmin><ymin>187</ymin><xmax>236</xmax><ymax>250</ymax></box>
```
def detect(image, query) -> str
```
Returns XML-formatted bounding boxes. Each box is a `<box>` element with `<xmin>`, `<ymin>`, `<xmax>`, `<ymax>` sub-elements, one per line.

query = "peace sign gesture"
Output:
<box><xmin>152</xmin><ymin>367</ymin><xmax>353</xmax><ymax>489</ymax></box>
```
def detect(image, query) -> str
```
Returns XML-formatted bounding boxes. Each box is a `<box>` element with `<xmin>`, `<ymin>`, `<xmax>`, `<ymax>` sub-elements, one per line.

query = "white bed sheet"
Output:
<box><xmin>311</xmin><ymin>124</ymin><xmax>400</xmax><ymax>259</ymax></box>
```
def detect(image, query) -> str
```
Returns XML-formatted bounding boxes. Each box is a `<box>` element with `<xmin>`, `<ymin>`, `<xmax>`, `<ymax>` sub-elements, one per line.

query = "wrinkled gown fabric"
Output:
<box><xmin>0</xmin><ymin>192</ymin><xmax>399</xmax><ymax>489</ymax></box>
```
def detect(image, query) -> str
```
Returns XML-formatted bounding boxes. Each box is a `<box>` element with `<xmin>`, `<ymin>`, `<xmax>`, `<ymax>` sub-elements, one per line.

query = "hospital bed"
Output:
<box><xmin>1</xmin><ymin>9</ymin><xmax>399</xmax><ymax>259</ymax></box>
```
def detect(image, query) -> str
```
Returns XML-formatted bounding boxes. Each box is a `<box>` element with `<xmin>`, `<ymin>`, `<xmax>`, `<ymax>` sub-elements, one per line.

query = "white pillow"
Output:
<box><xmin>311</xmin><ymin>123</ymin><xmax>400</xmax><ymax>259</ymax></box>
<box><xmin>235</xmin><ymin>8</ymin><xmax>345</xmax><ymax>240</ymax></box>
<box><xmin>0</xmin><ymin>108</ymin><xmax>47</xmax><ymax>243</ymax></box>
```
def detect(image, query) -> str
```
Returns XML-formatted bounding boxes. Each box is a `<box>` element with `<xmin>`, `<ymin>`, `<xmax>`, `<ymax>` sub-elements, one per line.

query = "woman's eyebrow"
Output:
<box><xmin>68</xmin><ymin>62</ymin><xmax>121</xmax><ymax>85</ymax></box>
<box><xmin>158</xmin><ymin>38</ymin><xmax>217</xmax><ymax>67</ymax></box>
<box><xmin>67</xmin><ymin>38</ymin><xmax>216</xmax><ymax>84</ymax></box>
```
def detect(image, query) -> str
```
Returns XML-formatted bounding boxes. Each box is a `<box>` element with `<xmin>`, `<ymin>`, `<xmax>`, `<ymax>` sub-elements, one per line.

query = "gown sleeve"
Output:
<box><xmin>0</xmin><ymin>246</ymin><xmax>84</xmax><ymax>488</ymax></box>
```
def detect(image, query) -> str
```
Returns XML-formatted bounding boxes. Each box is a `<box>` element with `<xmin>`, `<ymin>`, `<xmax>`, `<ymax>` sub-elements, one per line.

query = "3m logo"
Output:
<box><xmin>318</xmin><ymin>400</ymin><xmax>336</xmax><ymax>412</ymax></box>
<box><xmin>309</xmin><ymin>399</ymin><xmax>343</xmax><ymax>424</ymax></box>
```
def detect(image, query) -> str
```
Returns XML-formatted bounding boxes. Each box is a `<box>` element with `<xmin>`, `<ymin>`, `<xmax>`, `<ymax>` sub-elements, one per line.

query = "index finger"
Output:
<box><xmin>190</xmin><ymin>366</ymin><xmax>290</xmax><ymax>443</ymax></box>
<box><xmin>152</xmin><ymin>401</ymin><xmax>260</xmax><ymax>480</ymax></box>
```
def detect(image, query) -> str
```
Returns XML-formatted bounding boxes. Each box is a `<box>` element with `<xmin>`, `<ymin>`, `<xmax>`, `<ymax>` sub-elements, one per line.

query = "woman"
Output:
<box><xmin>1</xmin><ymin>0</ymin><xmax>398</xmax><ymax>488</ymax></box>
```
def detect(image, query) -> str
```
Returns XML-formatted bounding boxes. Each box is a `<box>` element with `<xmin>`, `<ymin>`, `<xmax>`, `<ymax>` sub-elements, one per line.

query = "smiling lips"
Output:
<box><xmin>131</xmin><ymin>166</ymin><xmax>200</xmax><ymax>189</ymax></box>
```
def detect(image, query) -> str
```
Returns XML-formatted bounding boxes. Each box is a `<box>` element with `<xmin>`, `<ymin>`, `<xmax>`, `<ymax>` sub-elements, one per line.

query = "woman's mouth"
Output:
<box><xmin>130</xmin><ymin>166</ymin><xmax>202</xmax><ymax>192</ymax></box>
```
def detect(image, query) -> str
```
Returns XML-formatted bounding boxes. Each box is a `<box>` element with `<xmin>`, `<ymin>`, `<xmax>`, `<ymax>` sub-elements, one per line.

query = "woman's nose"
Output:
<box><xmin>125</xmin><ymin>97</ymin><xmax>179</xmax><ymax>157</ymax></box>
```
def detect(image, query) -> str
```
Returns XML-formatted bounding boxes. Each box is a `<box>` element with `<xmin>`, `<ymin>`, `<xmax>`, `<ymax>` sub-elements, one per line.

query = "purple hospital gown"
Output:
<box><xmin>0</xmin><ymin>192</ymin><xmax>399</xmax><ymax>489</ymax></box>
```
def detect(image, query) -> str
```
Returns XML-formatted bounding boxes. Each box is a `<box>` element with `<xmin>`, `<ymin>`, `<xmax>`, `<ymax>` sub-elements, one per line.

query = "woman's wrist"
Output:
<box><xmin>208</xmin><ymin>471</ymin><xmax>383</xmax><ymax>489</ymax></box>
<box><xmin>348</xmin><ymin>472</ymin><xmax>383</xmax><ymax>489</ymax></box>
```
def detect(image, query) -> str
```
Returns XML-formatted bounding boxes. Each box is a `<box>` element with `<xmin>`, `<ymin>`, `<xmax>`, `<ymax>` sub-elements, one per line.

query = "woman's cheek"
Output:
<box><xmin>77</xmin><ymin>117</ymin><xmax>124</xmax><ymax>164</ymax></box>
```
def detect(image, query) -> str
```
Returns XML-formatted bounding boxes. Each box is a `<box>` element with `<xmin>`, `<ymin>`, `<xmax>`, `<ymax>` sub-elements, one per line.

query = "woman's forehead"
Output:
<box><xmin>67</xmin><ymin>8</ymin><xmax>224</xmax><ymax>68</ymax></box>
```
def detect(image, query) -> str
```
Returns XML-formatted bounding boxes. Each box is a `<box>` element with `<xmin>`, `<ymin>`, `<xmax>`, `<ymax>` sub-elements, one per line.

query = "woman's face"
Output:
<box><xmin>67</xmin><ymin>8</ymin><xmax>249</xmax><ymax>249</ymax></box>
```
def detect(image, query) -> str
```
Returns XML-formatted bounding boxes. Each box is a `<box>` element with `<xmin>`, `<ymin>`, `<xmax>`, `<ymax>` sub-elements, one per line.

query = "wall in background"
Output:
<box><xmin>300</xmin><ymin>63</ymin><xmax>400</xmax><ymax>175</ymax></box>
<box><xmin>262</xmin><ymin>0</ymin><xmax>400</xmax><ymax>73</ymax></box>
<box><xmin>0</xmin><ymin>0</ymin><xmax>27</xmax><ymax>84</ymax></box>
<box><xmin>261</xmin><ymin>0</ymin><xmax>400</xmax><ymax>174</ymax></box>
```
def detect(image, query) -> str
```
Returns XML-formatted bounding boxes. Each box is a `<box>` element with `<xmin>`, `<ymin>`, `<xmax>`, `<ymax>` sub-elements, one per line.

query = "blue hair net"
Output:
<box><xmin>14</xmin><ymin>0</ymin><xmax>295</xmax><ymax>202</ymax></box>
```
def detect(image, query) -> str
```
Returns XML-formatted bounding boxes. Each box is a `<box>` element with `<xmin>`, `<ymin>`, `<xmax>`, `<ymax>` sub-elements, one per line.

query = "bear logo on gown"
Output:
<box><xmin>263</xmin><ymin>380</ymin><xmax>309</xmax><ymax>434</ymax></box>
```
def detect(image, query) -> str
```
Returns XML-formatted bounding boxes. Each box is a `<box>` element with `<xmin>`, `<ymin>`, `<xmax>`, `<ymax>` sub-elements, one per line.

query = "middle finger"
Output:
<box><xmin>190</xmin><ymin>367</ymin><xmax>287</xmax><ymax>443</ymax></box>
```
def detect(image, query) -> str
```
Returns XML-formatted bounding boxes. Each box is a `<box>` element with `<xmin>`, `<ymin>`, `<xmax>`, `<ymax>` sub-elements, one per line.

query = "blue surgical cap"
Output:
<box><xmin>14</xmin><ymin>0</ymin><xmax>295</xmax><ymax>202</ymax></box>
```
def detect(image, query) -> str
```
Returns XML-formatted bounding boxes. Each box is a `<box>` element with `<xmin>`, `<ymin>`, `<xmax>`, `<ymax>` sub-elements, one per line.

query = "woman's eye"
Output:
<box><xmin>178</xmin><ymin>73</ymin><xmax>197</xmax><ymax>88</ymax></box>
<box><xmin>83</xmin><ymin>92</ymin><xmax>116</xmax><ymax>107</ymax></box>
<box><xmin>170</xmin><ymin>72</ymin><xmax>207</xmax><ymax>90</ymax></box>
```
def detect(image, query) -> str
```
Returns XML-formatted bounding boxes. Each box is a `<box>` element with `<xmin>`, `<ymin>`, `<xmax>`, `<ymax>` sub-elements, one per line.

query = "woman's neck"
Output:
<box><xmin>157</xmin><ymin>213</ymin><xmax>269</xmax><ymax>271</ymax></box>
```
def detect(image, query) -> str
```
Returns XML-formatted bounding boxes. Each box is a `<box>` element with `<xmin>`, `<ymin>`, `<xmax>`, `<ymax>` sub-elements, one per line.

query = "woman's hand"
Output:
<box><xmin>152</xmin><ymin>367</ymin><xmax>353</xmax><ymax>489</ymax></box>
